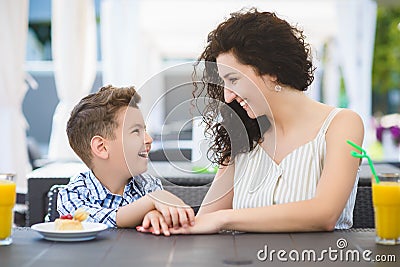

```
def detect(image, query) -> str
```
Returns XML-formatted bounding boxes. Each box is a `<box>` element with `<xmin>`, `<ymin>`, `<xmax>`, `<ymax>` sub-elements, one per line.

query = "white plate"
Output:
<box><xmin>31</xmin><ymin>222</ymin><xmax>108</xmax><ymax>242</ymax></box>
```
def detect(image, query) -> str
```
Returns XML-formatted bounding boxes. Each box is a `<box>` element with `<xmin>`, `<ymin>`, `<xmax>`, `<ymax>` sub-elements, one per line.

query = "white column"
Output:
<box><xmin>138</xmin><ymin>37</ymin><xmax>164</xmax><ymax>135</ymax></box>
<box><xmin>0</xmin><ymin>0</ymin><xmax>30</xmax><ymax>192</ymax></box>
<box><xmin>100</xmin><ymin>0</ymin><xmax>164</xmax><ymax>135</ymax></box>
<box><xmin>336</xmin><ymin>0</ymin><xmax>377</xmax><ymax>148</ymax></box>
<box><xmin>48</xmin><ymin>0</ymin><xmax>97</xmax><ymax>161</ymax></box>
<box><xmin>306</xmin><ymin>42</ymin><xmax>324</xmax><ymax>102</ymax></box>
<box><xmin>100</xmin><ymin>0</ymin><xmax>140</xmax><ymax>86</ymax></box>
<box><xmin>322</xmin><ymin>38</ymin><xmax>340</xmax><ymax>107</ymax></box>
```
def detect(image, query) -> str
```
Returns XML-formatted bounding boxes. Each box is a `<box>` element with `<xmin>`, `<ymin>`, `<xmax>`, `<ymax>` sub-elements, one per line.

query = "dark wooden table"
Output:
<box><xmin>1</xmin><ymin>228</ymin><xmax>398</xmax><ymax>266</ymax></box>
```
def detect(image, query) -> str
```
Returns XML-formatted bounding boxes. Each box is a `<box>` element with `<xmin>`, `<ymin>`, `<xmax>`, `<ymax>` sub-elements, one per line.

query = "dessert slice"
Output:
<box><xmin>55</xmin><ymin>208</ymin><xmax>89</xmax><ymax>231</ymax></box>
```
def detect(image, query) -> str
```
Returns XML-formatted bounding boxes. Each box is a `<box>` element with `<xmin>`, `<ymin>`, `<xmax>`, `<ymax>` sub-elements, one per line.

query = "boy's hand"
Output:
<box><xmin>148</xmin><ymin>190</ymin><xmax>195</xmax><ymax>229</ymax></box>
<box><xmin>137</xmin><ymin>210</ymin><xmax>170</xmax><ymax>236</ymax></box>
<box><xmin>153</xmin><ymin>202</ymin><xmax>195</xmax><ymax>229</ymax></box>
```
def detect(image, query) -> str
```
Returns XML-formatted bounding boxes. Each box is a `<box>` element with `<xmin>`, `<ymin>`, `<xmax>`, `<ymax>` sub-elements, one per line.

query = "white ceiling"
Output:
<box><xmin>139</xmin><ymin>0</ymin><xmax>338</xmax><ymax>59</ymax></box>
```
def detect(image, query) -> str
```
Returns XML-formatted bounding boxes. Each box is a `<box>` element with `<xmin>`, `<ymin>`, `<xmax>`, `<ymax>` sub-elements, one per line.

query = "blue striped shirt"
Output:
<box><xmin>57</xmin><ymin>170</ymin><xmax>163</xmax><ymax>227</ymax></box>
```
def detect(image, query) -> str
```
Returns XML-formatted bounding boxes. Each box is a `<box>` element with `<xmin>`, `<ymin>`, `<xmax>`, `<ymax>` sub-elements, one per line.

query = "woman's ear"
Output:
<box><xmin>266</xmin><ymin>74</ymin><xmax>278</xmax><ymax>82</ymax></box>
<box><xmin>91</xmin><ymin>135</ymin><xmax>109</xmax><ymax>160</ymax></box>
<box><xmin>261</xmin><ymin>74</ymin><xmax>277</xmax><ymax>84</ymax></box>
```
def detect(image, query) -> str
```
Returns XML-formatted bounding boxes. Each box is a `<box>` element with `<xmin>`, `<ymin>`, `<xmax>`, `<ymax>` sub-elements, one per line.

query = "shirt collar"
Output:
<box><xmin>87</xmin><ymin>170</ymin><xmax>136</xmax><ymax>201</ymax></box>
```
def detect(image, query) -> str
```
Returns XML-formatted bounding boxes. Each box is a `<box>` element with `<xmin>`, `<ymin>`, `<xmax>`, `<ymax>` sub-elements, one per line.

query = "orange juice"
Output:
<box><xmin>0</xmin><ymin>180</ymin><xmax>16</xmax><ymax>240</ymax></box>
<box><xmin>372</xmin><ymin>179</ymin><xmax>400</xmax><ymax>244</ymax></box>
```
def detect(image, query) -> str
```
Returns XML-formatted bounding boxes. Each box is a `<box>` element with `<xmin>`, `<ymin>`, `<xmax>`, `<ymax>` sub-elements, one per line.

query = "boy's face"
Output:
<box><xmin>108</xmin><ymin>106</ymin><xmax>152</xmax><ymax>178</ymax></box>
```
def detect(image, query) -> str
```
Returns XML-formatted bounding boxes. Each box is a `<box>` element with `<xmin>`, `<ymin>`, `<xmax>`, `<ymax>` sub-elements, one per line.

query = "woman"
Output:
<box><xmin>141</xmin><ymin>8</ymin><xmax>364</xmax><ymax>234</ymax></box>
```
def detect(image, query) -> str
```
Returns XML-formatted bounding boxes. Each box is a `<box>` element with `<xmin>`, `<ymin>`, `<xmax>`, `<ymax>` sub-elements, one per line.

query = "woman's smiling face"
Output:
<box><xmin>216</xmin><ymin>52</ymin><xmax>272</xmax><ymax>119</ymax></box>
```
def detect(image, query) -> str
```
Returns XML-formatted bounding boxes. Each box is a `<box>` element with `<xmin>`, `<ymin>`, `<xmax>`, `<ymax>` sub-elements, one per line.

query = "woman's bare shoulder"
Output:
<box><xmin>334</xmin><ymin>109</ymin><xmax>364</xmax><ymax>128</ymax></box>
<box><xmin>327</xmin><ymin>108</ymin><xmax>364</xmax><ymax>141</ymax></box>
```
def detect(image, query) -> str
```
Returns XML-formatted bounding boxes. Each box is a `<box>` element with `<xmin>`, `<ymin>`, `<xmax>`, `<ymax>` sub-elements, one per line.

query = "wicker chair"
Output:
<box><xmin>352</xmin><ymin>186</ymin><xmax>375</xmax><ymax>228</ymax></box>
<box><xmin>44</xmin><ymin>184</ymin><xmax>67</xmax><ymax>222</ymax></box>
<box><xmin>163</xmin><ymin>185</ymin><xmax>210</xmax><ymax>214</ymax></box>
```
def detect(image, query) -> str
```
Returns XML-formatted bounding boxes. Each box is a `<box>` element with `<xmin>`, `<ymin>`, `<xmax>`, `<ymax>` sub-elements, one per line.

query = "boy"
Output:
<box><xmin>58</xmin><ymin>85</ymin><xmax>194</xmax><ymax>236</ymax></box>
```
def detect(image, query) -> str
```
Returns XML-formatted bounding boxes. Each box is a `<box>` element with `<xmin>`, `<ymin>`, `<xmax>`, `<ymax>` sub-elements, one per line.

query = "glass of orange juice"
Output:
<box><xmin>372</xmin><ymin>173</ymin><xmax>400</xmax><ymax>245</ymax></box>
<box><xmin>0</xmin><ymin>173</ymin><xmax>16</xmax><ymax>246</ymax></box>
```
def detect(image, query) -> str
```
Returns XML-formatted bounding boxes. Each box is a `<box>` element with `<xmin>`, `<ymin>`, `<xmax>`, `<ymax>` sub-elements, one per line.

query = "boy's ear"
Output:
<box><xmin>90</xmin><ymin>135</ymin><xmax>109</xmax><ymax>160</ymax></box>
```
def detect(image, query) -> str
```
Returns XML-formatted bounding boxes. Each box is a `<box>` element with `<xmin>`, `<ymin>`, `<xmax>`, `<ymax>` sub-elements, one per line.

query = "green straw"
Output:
<box><xmin>346</xmin><ymin>140</ymin><xmax>380</xmax><ymax>184</ymax></box>
<box><xmin>192</xmin><ymin>166</ymin><xmax>218</xmax><ymax>174</ymax></box>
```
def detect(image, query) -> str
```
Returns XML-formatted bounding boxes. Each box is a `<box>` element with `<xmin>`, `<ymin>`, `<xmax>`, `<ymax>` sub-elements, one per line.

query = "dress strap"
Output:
<box><xmin>319</xmin><ymin>108</ymin><xmax>342</xmax><ymax>135</ymax></box>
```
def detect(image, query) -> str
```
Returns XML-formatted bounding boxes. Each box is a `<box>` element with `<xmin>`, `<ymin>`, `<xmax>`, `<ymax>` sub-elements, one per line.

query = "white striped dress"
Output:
<box><xmin>232</xmin><ymin>108</ymin><xmax>358</xmax><ymax>229</ymax></box>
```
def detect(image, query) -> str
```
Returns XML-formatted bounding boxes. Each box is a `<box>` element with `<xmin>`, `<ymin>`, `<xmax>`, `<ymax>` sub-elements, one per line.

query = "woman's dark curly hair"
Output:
<box><xmin>193</xmin><ymin>8</ymin><xmax>315</xmax><ymax>166</ymax></box>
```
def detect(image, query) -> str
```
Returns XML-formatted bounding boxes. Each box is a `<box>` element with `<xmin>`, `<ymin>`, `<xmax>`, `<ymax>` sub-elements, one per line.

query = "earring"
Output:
<box><xmin>274</xmin><ymin>84</ymin><xmax>282</xmax><ymax>92</ymax></box>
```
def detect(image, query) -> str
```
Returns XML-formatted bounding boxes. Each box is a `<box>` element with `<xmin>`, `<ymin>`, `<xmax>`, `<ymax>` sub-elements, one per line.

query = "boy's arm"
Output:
<box><xmin>117</xmin><ymin>190</ymin><xmax>194</xmax><ymax>228</ymax></box>
<box><xmin>115</xmin><ymin>194</ymin><xmax>155</xmax><ymax>227</ymax></box>
<box><xmin>57</xmin><ymin>186</ymin><xmax>191</xmax><ymax>228</ymax></box>
<box><xmin>57</xmin><ymin>187</ymin><xmax>118</xmax><ymax>227</ymax></box>
<box><xmin>58</xmin><ymin>175</ymin><xmax>194</xmax><ymax>229</ymax></box>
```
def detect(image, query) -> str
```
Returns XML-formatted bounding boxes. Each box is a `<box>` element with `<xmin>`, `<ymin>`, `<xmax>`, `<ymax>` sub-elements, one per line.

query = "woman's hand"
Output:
<box><xmin>169</xmin><ymin>212</ymin><xmax>224</xmax><ymax>234</ymax></box>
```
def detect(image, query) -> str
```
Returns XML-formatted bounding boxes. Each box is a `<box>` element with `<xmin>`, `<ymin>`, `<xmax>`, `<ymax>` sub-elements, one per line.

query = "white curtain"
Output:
<box><xmin>0</xmin><ymin>0</ymin><xmax>30</xmax><ymax>192</ymax></box>
<box><xmin>336</xmin><ymin>0</ymin><xmax>377</xmax><ymax>147</ymax></box>
<box><xmin>48</xmin><ymin>0</ymin><xmax>97</xmax><ymax>161</ymax></box>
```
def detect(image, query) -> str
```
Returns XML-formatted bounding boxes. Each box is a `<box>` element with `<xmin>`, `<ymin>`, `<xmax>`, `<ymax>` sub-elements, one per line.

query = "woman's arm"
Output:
<box><xmin>171</xmin><ymin>109</ymin><xmax>365</xmax><ymax>233</ymax></box>
<box><xmin>197</xmin><ymin>162</ymin><xmax>235</xmax><ymax>215</ymax></box>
